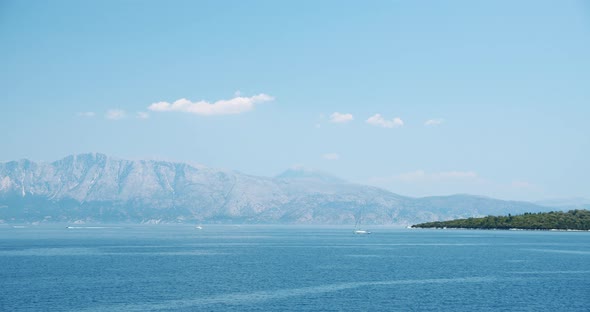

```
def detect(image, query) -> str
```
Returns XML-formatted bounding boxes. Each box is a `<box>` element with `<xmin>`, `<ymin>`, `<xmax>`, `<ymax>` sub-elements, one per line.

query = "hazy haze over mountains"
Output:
<box><xmin>535</xmin><ymin>198</ymin><xmax>590</xmax><ymax>210</ymax></box>
<box><xmin>0</xmin><ymin>153</ymin><xmax>558</xmax><ymax>225</ymax></box>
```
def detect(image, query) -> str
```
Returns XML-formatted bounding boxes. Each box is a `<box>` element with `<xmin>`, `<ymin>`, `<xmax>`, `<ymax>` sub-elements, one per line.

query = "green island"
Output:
<box><xmin>412</xmin><ymin>209</ymin><xmax>590</xmax><ymax>231</ymax></box>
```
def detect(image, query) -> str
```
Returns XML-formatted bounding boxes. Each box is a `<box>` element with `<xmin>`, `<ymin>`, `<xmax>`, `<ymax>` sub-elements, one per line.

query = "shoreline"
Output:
<box><xmin>411</xmin><ymin>227</ymin><xmax>590</xmax><ymax>232</ymax></box>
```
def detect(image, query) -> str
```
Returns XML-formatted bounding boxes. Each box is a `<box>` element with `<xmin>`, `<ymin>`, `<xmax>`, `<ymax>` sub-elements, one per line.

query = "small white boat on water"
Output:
<box><xmin>353</xmin><ymin>210</ymin><xmax>371</xmax><ymax>234</ymax></box>
<box><xmin>195</xmin><ymin>226</ymin><xmax>203</xmax><ymax>230</ymax></box>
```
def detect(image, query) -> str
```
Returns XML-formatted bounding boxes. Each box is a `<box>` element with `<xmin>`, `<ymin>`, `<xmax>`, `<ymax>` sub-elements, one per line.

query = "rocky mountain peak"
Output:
<box><xmin>0</xmin><ymin>154</ymin><xmax>557</xmax><ymax>224</ymax></box>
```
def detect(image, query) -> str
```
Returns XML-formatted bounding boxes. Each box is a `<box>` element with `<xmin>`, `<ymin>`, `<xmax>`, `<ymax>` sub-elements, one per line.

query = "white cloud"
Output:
<box><xmin>511</xmin><ymin>181</ymin><xmax>533</xmax><ymax>189</ymax></box>
<box><xmin>106</xmin><ymin>109</ymin><xmax>126</xmax><ymax>120</ymax></box>
<box><xmin>368</xmin><ymin>172</ymin><xmax>542</xmax><ymax>200</ymax></box>
<box><xmin>322</xmin><ymin>153</ymin><xmax>340</xmax><ymax>160</ymax></box>
<box><xmin>366</xmin><ymin>114</ymin><xmax>404</xmax><ymax>128</ymax></box>
<box><xmin>374</xmin><ymin>170</ymin><xmax>478</xmax><ymax>183</ymax></box>
<box><xmin>148</xmin><ymin>93</ymin><xmax>274</xmax><ymax>116</ymax></box>
<box><xmin>136</xmin><ymin>112</ymin><xmax>149</xmax><ymax>119</ymax></box>
<box><xmin>77</xmin><ymin>112</ymin><xmax>95</xmax><ymax>118</ymax></box>
<box><xmin>436</xmin><ymin>171</ymin><xmax>478</xmax><ymax>179</ymax></box>
<box><xmin>367</xmin><ymin>170</ymin><xmax>488</xmax><ymax>198</ymax></box>
<box><xmin>424</xmin><ymin>118</ymin><xmax>444</xmax><ymax>126</ymax></box>
<box><xmin>329</xmin><ymin>112</ymin><xmax>353</xmax><ymax>123</ymax></box>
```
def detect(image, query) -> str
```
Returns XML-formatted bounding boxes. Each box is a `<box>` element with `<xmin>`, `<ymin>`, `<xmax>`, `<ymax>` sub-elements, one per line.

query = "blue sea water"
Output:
<box><xmin>0</xmin><ymin>225</ymin><xmax>589</xmax><ymax>311</ymax></box>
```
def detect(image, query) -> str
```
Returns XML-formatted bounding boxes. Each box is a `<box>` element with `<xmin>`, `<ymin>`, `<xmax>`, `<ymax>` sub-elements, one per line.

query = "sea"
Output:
<box><xmin>1</xmin><ymin>225</ymin><xmax>589</xmax><ymax>311</ymax></box>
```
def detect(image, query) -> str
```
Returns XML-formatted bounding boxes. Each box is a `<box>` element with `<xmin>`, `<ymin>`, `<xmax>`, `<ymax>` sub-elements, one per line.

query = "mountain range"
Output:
<box><xmin>0</xmin><ymin>153</ymin><xmax>559</xmax><ymax>225</ymax></box>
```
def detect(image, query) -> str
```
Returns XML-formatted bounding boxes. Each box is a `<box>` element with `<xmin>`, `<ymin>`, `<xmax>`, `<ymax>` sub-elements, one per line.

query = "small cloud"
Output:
<box><xmin>366</xmin><ymin>114</ymin><xmax>403</xmax><ymax>128</ymax></box>
<box><xmin>367</xmin><ymin>170</ymin><xmax>487</xmax><ymax>198</ymax></box>
<box><xmin>106</xmin><ymin>109</ymin><xmax>126</xmax><ymax>120</ymax></box>
<box><xmin>511</xmin><ymin>181</ymin><xmax>533</xmax><ymax>189</ymax></box>
<box><xmin>436</xmin><ymin>171</ymin><xmax>478</xmax><ymax>179</ymax></box>
<box><xmin>424</xmin><ymin>118</ymin><xmax>444</xmax><ymax>126</ymax></box>
<box><xmin>375</xmin><ymin>170</ymin><xmax>478</xmax><ymax>183</ymax></box>
<box><xmin>77</xmin><ymin>112</ymin><xmax>95</xmax><ymax>118</ymax></box>
<box><xmin>322</xmin><ymin>153</ymin><xmax>340</xmax><ymax>160</ymax></box>
<box><xmin>148</xmin><ymin>93</ymin><xmax>274</xmax><ymax>116</ymax></box>
<box><xmin>136</xmin><ymin>112</ymin><xmax>149</xmax><ymax>119</ymax></box>
<box><xmin>329</xmin><ymin>112</ymin><xmax>354</xmax><ymax>123</ymax></box>
<box><xmin>315</xmin><ymin>114</ymin><xmax>326</xmax><ymax>128</ymax></box>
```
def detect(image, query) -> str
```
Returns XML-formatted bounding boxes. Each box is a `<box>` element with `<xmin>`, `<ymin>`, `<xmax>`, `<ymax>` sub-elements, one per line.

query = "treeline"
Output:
<box><xmin>412</xmin><ymin>209</ymin><xmax>590</xmax><ymax>231</ymax></box>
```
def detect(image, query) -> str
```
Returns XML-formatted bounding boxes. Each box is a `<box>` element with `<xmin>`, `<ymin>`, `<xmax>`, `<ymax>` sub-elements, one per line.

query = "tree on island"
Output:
<box><xmin>412</xmin><ymin>210</ymin><xmax>590</xmax><ymax>231</ymax></box>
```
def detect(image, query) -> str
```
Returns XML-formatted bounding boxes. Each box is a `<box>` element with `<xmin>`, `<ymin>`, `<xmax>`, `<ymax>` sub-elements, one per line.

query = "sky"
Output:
<box><xmin>0</xmin><ymin>0</ymin><xmax>589</xmax><ymax>201</ymax></box>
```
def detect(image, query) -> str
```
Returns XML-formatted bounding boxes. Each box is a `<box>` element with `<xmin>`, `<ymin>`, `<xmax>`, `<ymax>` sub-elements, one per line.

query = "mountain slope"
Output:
<box><xmin>0</xmin><ymin>153</ymin><xmax>556</xmax><ymax>224</ymax></box>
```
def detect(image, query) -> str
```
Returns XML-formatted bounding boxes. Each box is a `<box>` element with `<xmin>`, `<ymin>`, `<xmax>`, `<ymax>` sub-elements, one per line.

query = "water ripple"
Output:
<box><xmin>525</xmin><ymin>248</ymin><xmax>590</xmax><ymax>255</ymax></box>
<box><xmin>79</xmin><ymin>276</ymin><xmax>500</xmax><ymax>312</ymax></box>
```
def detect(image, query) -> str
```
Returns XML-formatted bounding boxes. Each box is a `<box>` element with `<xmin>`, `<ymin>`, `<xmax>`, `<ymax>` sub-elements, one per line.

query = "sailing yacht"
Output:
<box><xmin>353</xmin><ymin>211</ymin><xmax>371</xmax><ymax>234</ymax></box>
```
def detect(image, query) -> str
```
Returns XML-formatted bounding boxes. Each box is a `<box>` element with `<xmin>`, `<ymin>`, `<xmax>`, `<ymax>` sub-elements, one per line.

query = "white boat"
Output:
<box><xmin>195</xmin><ymin>226</ymin><xmax>203</xmax><ymax>230</ymax></box>
<box><xmin>353</xmin><ymin>209</ymin><xmax>371</xmax><ymax>234</ymax></box>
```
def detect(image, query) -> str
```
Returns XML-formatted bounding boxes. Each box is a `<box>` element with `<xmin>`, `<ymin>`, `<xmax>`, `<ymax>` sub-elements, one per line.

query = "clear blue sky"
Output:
<box><xmin>1</xmin><ymin>0</ymin><xmax>589</xmax><ymax>201</ymax></box>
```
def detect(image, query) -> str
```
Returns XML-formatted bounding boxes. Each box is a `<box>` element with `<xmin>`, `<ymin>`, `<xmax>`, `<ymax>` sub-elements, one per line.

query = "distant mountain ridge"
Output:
<box><xmin>535</xmin><ymin>198</ymin><xmax>590</xmax><ymax>210</ymax></box>
<box><xmin>0</xmin><ymin>153</ymin><xmax>557</xmax><ymax>224</ymax></box>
